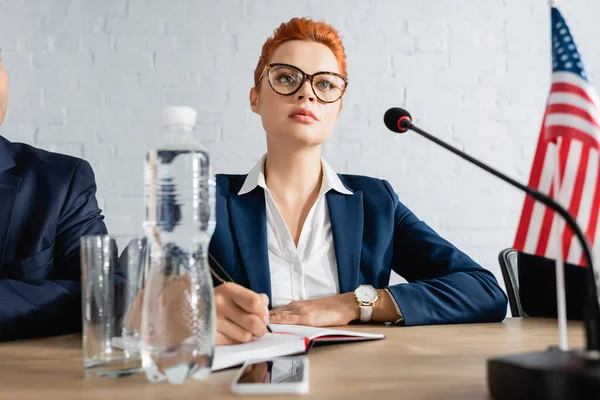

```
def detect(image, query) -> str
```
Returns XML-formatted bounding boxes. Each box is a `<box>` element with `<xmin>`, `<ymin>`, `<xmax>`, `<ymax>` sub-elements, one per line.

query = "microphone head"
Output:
<box><xmin>384</xmin><ymin>107</ymin><xmax>412</xmax><ymax>133</ymax></box>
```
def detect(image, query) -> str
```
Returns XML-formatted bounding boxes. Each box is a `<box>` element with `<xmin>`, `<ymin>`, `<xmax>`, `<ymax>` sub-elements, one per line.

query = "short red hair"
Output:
<box><xmin>253</xmin><ymin>17</ymin><xmax>348</xmax><ymax>86</ymax></box>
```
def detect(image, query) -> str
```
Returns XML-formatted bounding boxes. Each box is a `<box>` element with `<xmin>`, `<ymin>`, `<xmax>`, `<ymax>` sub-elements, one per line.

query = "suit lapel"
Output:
<box><xmin>326</xmin><ymin>190</ymin><xmax>364</xmax><ymax>294</ymax></box>
<box><xmin>228</xmin><ymin>189</ymin><xmax>272</xmax><ymax>301</ymax></box>
<box><xmin>0</xmin><ymin>137</ymin><xmax>19</xmax><ymax>269</ymax></box>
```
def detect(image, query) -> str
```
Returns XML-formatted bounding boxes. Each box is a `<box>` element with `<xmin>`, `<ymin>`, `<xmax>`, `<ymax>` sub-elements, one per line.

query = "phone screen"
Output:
<box><xmin>237</xmin><ymin>357</ymin><xmax>307</xmax><ymax>384</ymax></box>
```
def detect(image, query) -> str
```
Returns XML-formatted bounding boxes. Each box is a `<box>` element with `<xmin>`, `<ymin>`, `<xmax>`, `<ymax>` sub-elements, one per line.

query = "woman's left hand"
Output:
<box><xmin>269</xmin><ymin>293</ymin><xmax>360</xmax><ymax>326</ymax></box>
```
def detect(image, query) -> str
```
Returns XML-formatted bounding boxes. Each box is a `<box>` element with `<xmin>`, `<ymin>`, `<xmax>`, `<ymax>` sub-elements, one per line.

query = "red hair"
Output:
<box><xmin>254</xmin><ymin>17</ymin><xmax>348</xmax><ymax>86</ymax></box>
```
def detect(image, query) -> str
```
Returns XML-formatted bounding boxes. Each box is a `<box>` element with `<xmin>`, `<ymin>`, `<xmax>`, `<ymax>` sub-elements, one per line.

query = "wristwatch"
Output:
<box><xmin>354</xmin><ymin>285</ymin><xmax>379</xmax><ymax>322</ymax></box>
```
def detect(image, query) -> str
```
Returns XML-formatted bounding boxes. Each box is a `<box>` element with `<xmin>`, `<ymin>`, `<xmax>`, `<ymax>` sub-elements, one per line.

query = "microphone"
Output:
<box><xmin>383</xmin><ymin>107</ymin><xmax>412</xmax><ymax>133</ymax></box>
<box><xmin>384</xmin><ymin>107</ymin><xmax>600</xmax><ymax>398</ymax></box>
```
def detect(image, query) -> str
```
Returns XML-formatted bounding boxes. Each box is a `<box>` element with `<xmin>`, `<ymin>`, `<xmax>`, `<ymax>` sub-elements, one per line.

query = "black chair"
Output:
<box><xmin>498</xmin><ymin>248</ymin><xmax>526</xmax><ymax>317</ymax></box>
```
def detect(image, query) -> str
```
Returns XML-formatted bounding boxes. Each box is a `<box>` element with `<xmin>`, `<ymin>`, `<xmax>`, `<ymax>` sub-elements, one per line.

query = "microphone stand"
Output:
<box><xmin>393</xmin><ymin>117</ymin><xmax>600</xmax><ymax>399</ymax></box>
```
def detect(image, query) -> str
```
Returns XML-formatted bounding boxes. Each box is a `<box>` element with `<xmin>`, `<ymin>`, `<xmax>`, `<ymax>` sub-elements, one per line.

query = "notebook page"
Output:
<box><xmin>212</xmin><ymin>332</ymin><xmax>306</xmax><ymax>371</ymax></box>
<box><xmin>269</xmin><ymin>324</ymin><xmax>385</xmax><ymax>341</ymax></box>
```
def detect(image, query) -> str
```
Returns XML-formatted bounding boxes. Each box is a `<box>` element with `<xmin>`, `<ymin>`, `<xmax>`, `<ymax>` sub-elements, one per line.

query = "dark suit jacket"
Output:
<box><xmin>209</xmin><ymin>174</ymin><xmax>508</xmax><ymax>325</ymax></box>
<box><xmin>0</xmin><ymin>135</ymin><xmax>107</xmax><ymax>341</ymax></box>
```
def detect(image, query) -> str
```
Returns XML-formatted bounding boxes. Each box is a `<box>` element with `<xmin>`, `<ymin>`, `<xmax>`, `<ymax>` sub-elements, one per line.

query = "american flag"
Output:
<box><xmin>514</xmin><ymin>7</ymin><xmax>600</xmax><ymax>267</ymax></box>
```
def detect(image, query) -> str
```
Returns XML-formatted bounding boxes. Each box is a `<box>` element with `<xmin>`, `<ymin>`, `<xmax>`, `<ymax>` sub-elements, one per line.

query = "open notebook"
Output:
<box><xmin>112</xmin><ymin>324</ymin><xmax>385</xmax><ymax>372</ymax></box>
<box><xmin>212</xmin><ymin>324</ymin><xmax>385</xmax><ymax>371</ymax></box>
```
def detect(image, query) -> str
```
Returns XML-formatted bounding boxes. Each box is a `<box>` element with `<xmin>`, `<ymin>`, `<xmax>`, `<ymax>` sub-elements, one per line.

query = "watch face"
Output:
<box><xmin>355</xmin><ymin>285</ymin><xmax>378</xmax><ymax>303</ymax></box>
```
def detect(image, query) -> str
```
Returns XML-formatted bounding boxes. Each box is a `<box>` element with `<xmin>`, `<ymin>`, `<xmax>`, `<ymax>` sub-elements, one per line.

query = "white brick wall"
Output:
<box><xmin>2</xmin><ymin>0</ymin><xmax>600</xmax><ymax>306</ymax></box>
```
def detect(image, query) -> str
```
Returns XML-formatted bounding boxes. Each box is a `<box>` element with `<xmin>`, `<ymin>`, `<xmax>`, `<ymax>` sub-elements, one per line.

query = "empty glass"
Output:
<box><xmin>81</xmin><ymin>235</ymin><xmax>147</xmax><ymax>378</ymax></box>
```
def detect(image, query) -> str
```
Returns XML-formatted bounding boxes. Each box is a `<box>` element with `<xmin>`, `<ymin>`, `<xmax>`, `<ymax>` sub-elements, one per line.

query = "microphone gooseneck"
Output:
<box><xmin>384</xmin><ymin>106</ymin><xmax>600</xmax><ymax>351</ymax></box>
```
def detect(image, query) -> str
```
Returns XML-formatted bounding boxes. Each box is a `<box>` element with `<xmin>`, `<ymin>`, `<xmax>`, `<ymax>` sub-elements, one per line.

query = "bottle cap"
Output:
<box><xmin>162</xmin><ymin>106</ymin><xmax>197</xmax><ymax>127</ymax></box>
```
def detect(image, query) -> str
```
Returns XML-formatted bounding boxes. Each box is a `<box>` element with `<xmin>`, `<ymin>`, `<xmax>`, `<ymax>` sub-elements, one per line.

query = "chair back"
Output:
<box><xmin>498</xmin><ymin>248</ymin><xmax>526</xmax><ymax>317</ymax></box>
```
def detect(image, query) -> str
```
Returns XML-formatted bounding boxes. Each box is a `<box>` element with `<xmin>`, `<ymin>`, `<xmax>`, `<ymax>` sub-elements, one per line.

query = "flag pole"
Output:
<box><xmin>551</xmin><ymin>141</ymin><xmax>568</xmax><ymax>350</ymax></box>
<box><xmin>548</xmin><ymin>0</ymin><xmax>567</xmax><ymax>351</ymax></box>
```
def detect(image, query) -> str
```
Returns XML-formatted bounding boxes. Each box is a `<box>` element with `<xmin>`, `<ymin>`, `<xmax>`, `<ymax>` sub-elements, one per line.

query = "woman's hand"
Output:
<box><xmin>269</xmin><ymin>293</ymin><xmax>360</xmax><ymax>327</ymax></box>
<box><xmin>215</xmin><ymin>282</ymin><xmax>270</xmax><ymax>345</ymax></box>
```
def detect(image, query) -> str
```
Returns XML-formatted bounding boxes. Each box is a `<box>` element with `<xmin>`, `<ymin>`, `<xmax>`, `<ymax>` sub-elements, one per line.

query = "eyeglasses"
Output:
<box><xmin>256</xmin><ymin>63</ymin><xmax>349</xmax><ymax>104</ymax></box>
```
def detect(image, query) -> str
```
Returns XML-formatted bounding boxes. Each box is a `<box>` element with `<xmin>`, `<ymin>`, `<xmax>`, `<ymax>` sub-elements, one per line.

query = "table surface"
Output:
<box><xmin>0</xmin><ymin>318</ymin><xmax>584</xmax><ymax>399</ymax></box>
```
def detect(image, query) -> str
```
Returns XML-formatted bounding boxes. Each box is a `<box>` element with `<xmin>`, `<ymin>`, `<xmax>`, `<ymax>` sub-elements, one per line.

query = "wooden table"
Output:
<box><xmin>0</xmin><ymin>318</ymin><xmax>584</xmax><ymax>399</ymax></box>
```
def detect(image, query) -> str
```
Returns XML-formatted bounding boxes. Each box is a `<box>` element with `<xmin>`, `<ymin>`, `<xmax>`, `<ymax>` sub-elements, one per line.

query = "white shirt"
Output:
<box><xmin>238</xmin><ymin>155</ymin><xmax>353</xmax><ymax>308</ymax></box>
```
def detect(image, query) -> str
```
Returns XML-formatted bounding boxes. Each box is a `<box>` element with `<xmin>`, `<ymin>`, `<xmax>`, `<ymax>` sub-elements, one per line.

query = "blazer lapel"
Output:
<box><xmin>228</xmin><ymin>189</ymin><xmax>272</xmax><ymax>302</ymax></box>
<box><xmin>0</xmin><ymin>137</ymin><xmax>19</xmax><ymax>269</ymax></box>
<box><xmin>326</xmin><ymin>190</ymin><xmax>364</xmax><ymax>294</ymax></box>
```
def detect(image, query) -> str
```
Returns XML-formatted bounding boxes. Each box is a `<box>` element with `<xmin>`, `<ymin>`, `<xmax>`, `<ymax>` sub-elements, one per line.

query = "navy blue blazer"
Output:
<box><xmin>209</xmin><ymin>173</ymin><xmax>508</xmax><ymax>326</ymax></box>
<box><xmin>0</xmin><ymin>136</ymin><xmax>107</xmax><ymax>341</ymax></box>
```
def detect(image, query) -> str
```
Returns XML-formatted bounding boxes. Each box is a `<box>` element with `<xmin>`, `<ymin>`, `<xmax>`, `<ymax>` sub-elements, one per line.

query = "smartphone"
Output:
<box><xmin>231</xmin><ymin>357</ymin><xmax>309</xmax><ymax>395</ymax></box>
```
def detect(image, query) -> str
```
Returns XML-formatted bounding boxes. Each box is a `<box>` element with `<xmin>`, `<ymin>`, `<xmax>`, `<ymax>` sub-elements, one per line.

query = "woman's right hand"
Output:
<box><xmin>215</xmin><ymin>282</ymin><xmax>270</xmax><ymax>346</ymax></box>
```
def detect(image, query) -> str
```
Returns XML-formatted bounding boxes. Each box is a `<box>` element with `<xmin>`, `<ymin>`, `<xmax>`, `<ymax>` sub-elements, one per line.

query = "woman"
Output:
<box><xmin>213</xmin><ymin>17</ymin><xmax>507</xmax><ymax>345</ymax></box>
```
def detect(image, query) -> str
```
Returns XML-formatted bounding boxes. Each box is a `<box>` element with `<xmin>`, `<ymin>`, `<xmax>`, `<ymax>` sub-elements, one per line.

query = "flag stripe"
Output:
<box><xmin>553</xmin><ymin>71</ymin><xmax>600</xmax><ymax>108</ymax></box>
<box><xmin>536</xmin><ymin>184</ymin><xmax>557</xmax><ymax>255</ymax></box>
<box><xmin>546</xmin><ymin>125</ymin><xmax>600</xmax><ymax>150</ymax></box>
<box><xmin>550</xmin><ymin>82</ymin><xmax>597</xmax><ymax>107</ymax></box>
<box><xmin>535</xmin><ymin>139</ymin><xmax>571</xmax><ymax>256</ymax></box>
<box><xmin>592</xmin><ymin>196</ymin><xmax>600</xmax><ymax>267</ymax></box>
<box><xmin>580</xmin><ymin>161</ymin><xmax>600</xmax><ymax>266</ymax></box>
<box><xmin>558</xmin><ymin>138</ymin><xmax>571</xmax><ymax>191</ymax></box>
<box><xmin>545</xmin><ymin>113</ymin><xmax>600</xmax><ymax>141</ymax></box>
<box><xmin>514</xmin><ymin>120</ymin><xmax>550</xmax><ymax>250</ymax></box>
<box><xmin>524</xmin><ymin>154</ymin><xmax>554</xmax><ymax>253</ymax></box>
<box><xmin>566</xmin><ymin>150</ymin><xmax>598</xmax><ymax>264</ymax></box>
<box><xmin>548</xmin><ymin>92</ymin><xmax>600</xmax><ymax>117</ymax></box>
<box><xmin>522</xmin><ymin>146</ymin><xmax>556</xmax><ymax>254</ymax></box>
<box><xmin>561</xmin><ymin>143</ymin><xmax>588</xmax><ymax>259</ymax></box>
<box><xmin>547</xmin><ymin>93</ymin><xmax>600</xmax><ymax>129</ymax></box>
<box><xmin>546</xmin><ymin>103</ymin><xmax>600</xmax><ymax>129</ymax></box>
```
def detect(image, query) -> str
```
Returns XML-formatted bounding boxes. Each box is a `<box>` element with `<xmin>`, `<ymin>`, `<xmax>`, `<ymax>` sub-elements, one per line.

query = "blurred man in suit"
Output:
<box><xmin>2</xmin><ymin>51</ymin><xmax>271</xmax><ymax>345</ymax></box>
<box><xmin>0</xmin><ymin>52</ymin><xmax>108</xmax><ymax>341</ymax></box>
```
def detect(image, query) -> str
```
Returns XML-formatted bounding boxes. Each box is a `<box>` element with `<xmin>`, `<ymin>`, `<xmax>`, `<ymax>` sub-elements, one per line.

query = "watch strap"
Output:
<box><xmin>359</xmin><ymin>305</ymin><xmax>373</xmax><ymax>322</ymax></box>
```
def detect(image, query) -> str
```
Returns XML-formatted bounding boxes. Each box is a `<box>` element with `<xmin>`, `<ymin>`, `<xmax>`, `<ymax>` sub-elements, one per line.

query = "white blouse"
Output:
<box><xmin>238</xmin><ymin>155</ymin><xmax>352</xmax><ymax>308</ymax></box>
